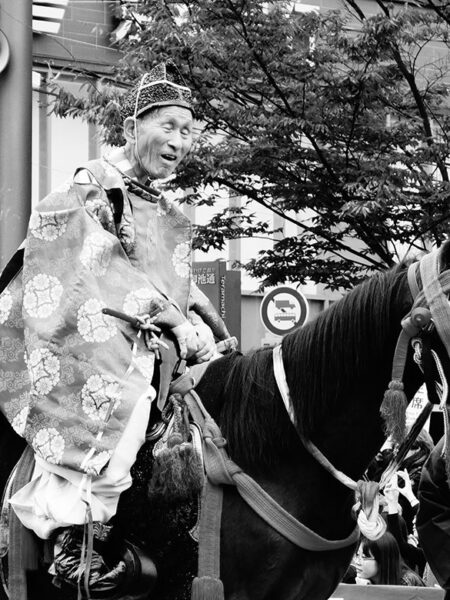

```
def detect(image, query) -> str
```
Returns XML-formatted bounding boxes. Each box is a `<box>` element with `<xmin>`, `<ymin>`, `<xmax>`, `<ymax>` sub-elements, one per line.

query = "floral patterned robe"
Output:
<box><xmin>0</xmin><ymin>158</ymin><xmax>221</xmax><ymax>477</ymax></box>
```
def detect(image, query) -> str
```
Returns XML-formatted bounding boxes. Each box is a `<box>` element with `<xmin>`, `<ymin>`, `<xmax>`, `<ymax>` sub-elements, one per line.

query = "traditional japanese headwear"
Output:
<box><xmin>120</xmin><ymin>60</ymin><xmax>194</xmax><ymax>122</ymax></box>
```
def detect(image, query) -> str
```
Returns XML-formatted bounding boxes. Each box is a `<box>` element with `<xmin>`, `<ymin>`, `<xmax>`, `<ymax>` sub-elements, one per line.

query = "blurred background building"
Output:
<box><xmin>0</xmin><ymin>0</ymin><xmax>447</xmax><ymax>353</ymax></box>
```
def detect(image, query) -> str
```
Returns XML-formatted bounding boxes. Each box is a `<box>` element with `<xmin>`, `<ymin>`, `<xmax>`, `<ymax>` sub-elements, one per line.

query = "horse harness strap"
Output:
<box><xmin>273</xmin><ymin>345</ymin><xmax>358</xmax><ymax>492</ymax></box>
<box><xmin>184</xmin><ymin>389</ymin><xmax>360</xmax><ymax>589</ymax></box>
<box><xmin>383</xmin><ymin>252</ymin><xmax>450</xmax><ymax>458</ymax></box>
<box><xmin>273</xmin><ymin>345</ymin><xmax>389</xmax><ymax>540</ymax></box>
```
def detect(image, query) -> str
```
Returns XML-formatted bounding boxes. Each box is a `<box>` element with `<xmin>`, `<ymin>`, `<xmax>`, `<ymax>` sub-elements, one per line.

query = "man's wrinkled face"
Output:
<box><xmin>135</xmin><ymin>106</ymin><xmax>193</xmax><ymax>179</ymax></box>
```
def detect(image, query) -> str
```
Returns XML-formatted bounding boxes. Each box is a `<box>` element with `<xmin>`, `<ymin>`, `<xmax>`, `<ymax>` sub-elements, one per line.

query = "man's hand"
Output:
<box><xmin>171</xmin><ymin>321</ymin><xmax>199</xmax><ymax>359</ymax></box>
<box><xmin>190</xmin><ymin>321</ymin><xmax>216</xmax><ymax>363</ymax></box>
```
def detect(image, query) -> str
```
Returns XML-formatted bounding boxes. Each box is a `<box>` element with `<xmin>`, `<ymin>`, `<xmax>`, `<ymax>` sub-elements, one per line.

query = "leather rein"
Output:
<box><xmin>272</xmin><ymin>246</ymin><xmax>450</xmax><ymax>496</ymax></box>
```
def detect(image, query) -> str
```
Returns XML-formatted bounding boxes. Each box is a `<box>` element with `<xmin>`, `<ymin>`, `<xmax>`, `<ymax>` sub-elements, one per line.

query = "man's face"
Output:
<box><xmin>135</xmin><ymin>106</ymin><xmax>193</xmax><ymax>179</ymax></box>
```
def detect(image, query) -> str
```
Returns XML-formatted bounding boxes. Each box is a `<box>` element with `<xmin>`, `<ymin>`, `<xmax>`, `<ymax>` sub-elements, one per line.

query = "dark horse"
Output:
<box><xmin>1</xmin><ymin>245</ymin><xmax>447</xmax><ymax>600</ymax></box>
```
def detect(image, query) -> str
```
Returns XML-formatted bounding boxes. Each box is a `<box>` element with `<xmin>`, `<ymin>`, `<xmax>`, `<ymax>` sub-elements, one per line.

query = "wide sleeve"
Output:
<box><xmin>188</xmin><ymin>282</ymin><xmax>230</xmax><ymax>340</ymax></box>
<box><xmin>0</xmin><ymin>174</ymin><xmax>174</xmax><ymax>476</ymax></box>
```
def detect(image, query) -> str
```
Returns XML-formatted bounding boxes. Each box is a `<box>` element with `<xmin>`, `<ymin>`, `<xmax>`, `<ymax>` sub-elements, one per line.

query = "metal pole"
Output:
<box><xmin>39</xmin><ymin>75</ymin><xmax>51</xmax><ymax>199</ymax></box>
<box><xmin>0</xmin><ymin>1</ymin><xmax>32</xmax><ymax>269</ymax></box>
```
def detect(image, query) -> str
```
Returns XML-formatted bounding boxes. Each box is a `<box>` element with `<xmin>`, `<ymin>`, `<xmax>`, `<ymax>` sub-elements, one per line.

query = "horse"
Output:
<box><xmin>1</xmin><ymin>242</ymin><xmax>449</xmax><ymax>600</ymax></box>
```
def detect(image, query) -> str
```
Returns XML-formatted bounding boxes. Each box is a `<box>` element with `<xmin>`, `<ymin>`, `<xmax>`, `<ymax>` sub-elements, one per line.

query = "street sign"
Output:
<box><xmin>260</xmin><ymin>286</ymin><xmax>309</xmax><ymax>336</ymax></box>
<box><xmin>193</xmin><ymin>260</ymin><xmax>241</xmax><ymax>347</ymax></box>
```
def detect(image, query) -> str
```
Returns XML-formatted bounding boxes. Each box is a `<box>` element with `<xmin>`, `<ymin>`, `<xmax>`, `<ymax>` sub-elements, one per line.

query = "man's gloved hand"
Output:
<box><xmin>171</xmin><ymin>321</ymin><xmax>199</xmax><ymax>359</ymax></box>
<box><xmin>190</xmin><ymin>321</ymin><xmax>216</xmax><ymax>363</ymax></box>
<box><xmin>139</xmin><ymin>298</ymin><xmax>196</xmax><ymax>359</ymax></box>
<box><xmin>147</xmin><ymin>298</ymin><xmax>185</xmax><ymax>329</ymax></box>
<box><xmin>140</xmin><ymin>298</ymin><xmax>218</xmax><ymax>361</ymax></box>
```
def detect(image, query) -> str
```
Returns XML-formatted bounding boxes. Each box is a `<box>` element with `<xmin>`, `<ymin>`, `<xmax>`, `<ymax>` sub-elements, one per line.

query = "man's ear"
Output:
<box><xmin>123</xmin><ymin>117</ymin><xmax>137</xmax><ymax>143</ymax></box>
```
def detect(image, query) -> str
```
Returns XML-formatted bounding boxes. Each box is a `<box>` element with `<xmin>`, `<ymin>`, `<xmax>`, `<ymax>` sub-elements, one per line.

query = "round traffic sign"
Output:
<box><xmin>260</xmin><ymin>286</ymin><xmax>309</xmax><ymax>336</ymax></box>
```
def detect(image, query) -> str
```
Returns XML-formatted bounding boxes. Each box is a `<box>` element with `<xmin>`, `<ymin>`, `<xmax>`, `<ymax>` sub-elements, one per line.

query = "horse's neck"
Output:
<box><xmin>284</xmin><ymin>276</ymin><xmax>415</xmax><ymax>483</ymax></box>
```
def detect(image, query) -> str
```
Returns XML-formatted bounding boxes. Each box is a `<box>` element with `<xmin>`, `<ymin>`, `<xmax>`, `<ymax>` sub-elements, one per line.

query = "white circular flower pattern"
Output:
<box><xmin>83</xmin><ymin>450</ymin><xmax>112</xmax><ymax>476</ymax></box>
<box><xmin>0</xmin><ymin>289</ymin><xmax>13</xmax><ymax>324</ymax></box>
<box><xmin>123</xmin><ymin>288</ymin><xmax>157</xmax><ymax>317</ymax></box>
<box><xmin>27</xmin><ymin>348</ymin><xmax>60</xmax><ymax>395</ymax></box>
<box><xmin>85</xmin><ymin>198</ymin><xmax>114</xmax><ymax>229</ymax></box>
<box><xmin>23</xmin><ymin>273</ymin><xmax>63</xmax><ymax>318</ymax></box>
<box><xmin>81</xmin><ymin>374</ymin><xmax>121</xmax><ymax>422</ymax></box>
<box><xmin>29</xmin><ymin>211</ymin><xmax>69</xmax><ymax>241</ymax></box>
<box><xmin>79</xmin><ymin>232</ymin><xmax>114</xmax><ymax>276</ymax></box>
<box><xmin>134</xmin><ymin>354</ymin><xmax>155</xmax><ymax>383</ymax></box>
<box><xmin>172</xmin><ymin>242</ymin><xmax>191</xmax><ymax>279</ymax></box>
<box><xmin>11</xmin><ymin>406</ymin><xmax>29</xmax><ymax>436</ymax></box>
<box><xmin>77</xmin><ymin>298</ymin><xmax>117</xmax><ymax>343</ymax></box>
<box><xmin>33</xmin><ymin>427</ymin><xmax>65</xmax><ymax>464</ymax></box>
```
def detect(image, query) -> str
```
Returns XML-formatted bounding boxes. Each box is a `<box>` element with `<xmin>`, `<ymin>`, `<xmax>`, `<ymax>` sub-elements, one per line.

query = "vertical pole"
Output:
<box><xmin>88</xmin><ymin>121</ymin><xmax>99</xmax><ymax>160</ymax></box>
<box><xmin>39</xmin><ymin>74</ymin><xmax>51</xmax><ymax>199</ymax></box>
<box><xmin>0</xmin><ymin>1</ymin><xmax>32</xmax><ymax>269</ymax></box>
<box><xmin>228</xmin><ymin>195</ymin><xmax>241</xmax><ymax>269</ymax></box>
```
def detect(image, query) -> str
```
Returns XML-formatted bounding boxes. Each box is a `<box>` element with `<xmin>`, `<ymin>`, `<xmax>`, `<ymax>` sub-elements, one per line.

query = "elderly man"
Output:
<box><xmin>0</xmin><ymin>61</ymin><xmax>229</xmax><ymax>595</ymax></box>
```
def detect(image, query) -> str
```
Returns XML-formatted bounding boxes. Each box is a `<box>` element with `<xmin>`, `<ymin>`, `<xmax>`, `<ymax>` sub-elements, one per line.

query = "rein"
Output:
<box><xmin>273</xmin><ymin>344</ymin><xmax>387</xmax><ymax>540</ymax></box>
<box><xmin>183</xmin><ymin>388</ymin><xmax>360</xmax><ymax>600</ymax></box>
<box><xmin>271</xmin><ymin>248</ymin><xmax>450</xmax><ymax>545</ymax></box>
<box><xmin>172</xmin><ymin>364</ymin><xmax>359</xmax><ymax>547</ymax></box>
<box><xmin>171</xmin><ymin>365</ymin><xmax>360</xmax><ymax>600</ymax></box>
<box><xmin>273</xmin><ymin>345</ymin><xmax>358</xmax><ymax>492</ymax></box>
<box><xmin>271</xmin><ymin>246</ymin><xmax>450</xmax><ymax>535</ymax></box>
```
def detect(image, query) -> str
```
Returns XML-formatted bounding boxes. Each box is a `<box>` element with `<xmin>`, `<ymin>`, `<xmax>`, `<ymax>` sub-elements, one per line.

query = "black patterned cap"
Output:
<box><xmin>120</xmin><ymin>61</ymin><xmax>194</xmax><ymax>121</ymax></box>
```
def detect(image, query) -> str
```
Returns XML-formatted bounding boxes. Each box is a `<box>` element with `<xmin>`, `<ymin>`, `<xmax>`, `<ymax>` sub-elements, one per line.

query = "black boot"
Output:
<box><xmin>51</xmin><ymin>523</ymin><xmax>126</xmax><ymax>597</ymax></box>
<box><xmin>50</xmin><ymin>523</ymin><xmax>157</xmax><ymax>599</ymax></box>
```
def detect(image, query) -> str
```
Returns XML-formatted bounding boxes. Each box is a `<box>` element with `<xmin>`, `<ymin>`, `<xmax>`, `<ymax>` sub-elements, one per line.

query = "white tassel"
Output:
<box><xmin>353</xmin><ymin>485</ymin><xmax>386</xmax><ymax>540</ymax></box>
<box><xmin>357</xmin><ymin>510</ymin><xmax>386</xmax><ymax>540</ymax></box>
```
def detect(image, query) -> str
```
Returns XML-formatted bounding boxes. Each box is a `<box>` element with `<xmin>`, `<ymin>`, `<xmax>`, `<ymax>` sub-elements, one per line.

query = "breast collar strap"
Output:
<box><xmin>273</xmin><ymin>345</ymin><xmax>358</xmax><ymax>491</ymax></box>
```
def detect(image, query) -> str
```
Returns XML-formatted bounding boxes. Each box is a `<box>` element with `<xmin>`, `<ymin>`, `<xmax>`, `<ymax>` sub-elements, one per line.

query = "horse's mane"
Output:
<box><xmin>219</xmin><ymin>263</ymin><xmax>412</xmax><ymax>468</ymax></box>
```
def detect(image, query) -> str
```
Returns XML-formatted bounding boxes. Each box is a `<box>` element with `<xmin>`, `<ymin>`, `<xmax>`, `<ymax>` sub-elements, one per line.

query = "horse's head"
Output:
<box><xmin>381</xmin><ymin>239</ymin><xmax>450</xmax><ymax>482</ymax></box>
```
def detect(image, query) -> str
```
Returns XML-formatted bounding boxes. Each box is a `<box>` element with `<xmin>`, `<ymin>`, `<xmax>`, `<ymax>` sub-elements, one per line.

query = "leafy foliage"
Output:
<box><xmin>48</xmin><ymin>0</ymin><xmax>450</xmax><ymax>290</ymax></box>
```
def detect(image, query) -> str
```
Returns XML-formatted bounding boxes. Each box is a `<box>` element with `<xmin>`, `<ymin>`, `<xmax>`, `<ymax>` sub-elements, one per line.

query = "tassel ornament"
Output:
<box><xmin>380</xmin><ymin>380</ymin><xmax>407</xmax><ymax>445</ymax></box>
<box><xmin>149</xmin><ymin>440</ymin><xmax>203</xmax><ymax>501</ymax></box>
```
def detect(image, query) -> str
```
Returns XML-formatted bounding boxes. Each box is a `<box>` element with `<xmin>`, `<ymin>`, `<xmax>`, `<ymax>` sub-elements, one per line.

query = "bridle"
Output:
<box><xmin>273</xmin><ymin>243</ymin><xmax>450</xmax><ymax>502</ymax></box>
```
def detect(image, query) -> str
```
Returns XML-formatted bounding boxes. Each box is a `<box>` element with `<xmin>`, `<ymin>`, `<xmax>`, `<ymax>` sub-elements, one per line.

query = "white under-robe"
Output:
<box><xmin>9</xmin><ymin>389</ymin><xmax>153</xmax><ymax>539</ymax></box>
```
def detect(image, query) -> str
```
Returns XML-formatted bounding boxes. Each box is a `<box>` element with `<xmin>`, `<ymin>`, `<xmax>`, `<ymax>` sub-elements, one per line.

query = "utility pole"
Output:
<box><xmin>0</xmin><ymin>1</ymin><xmax>32</xmax><ymax>270</ymax></box>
